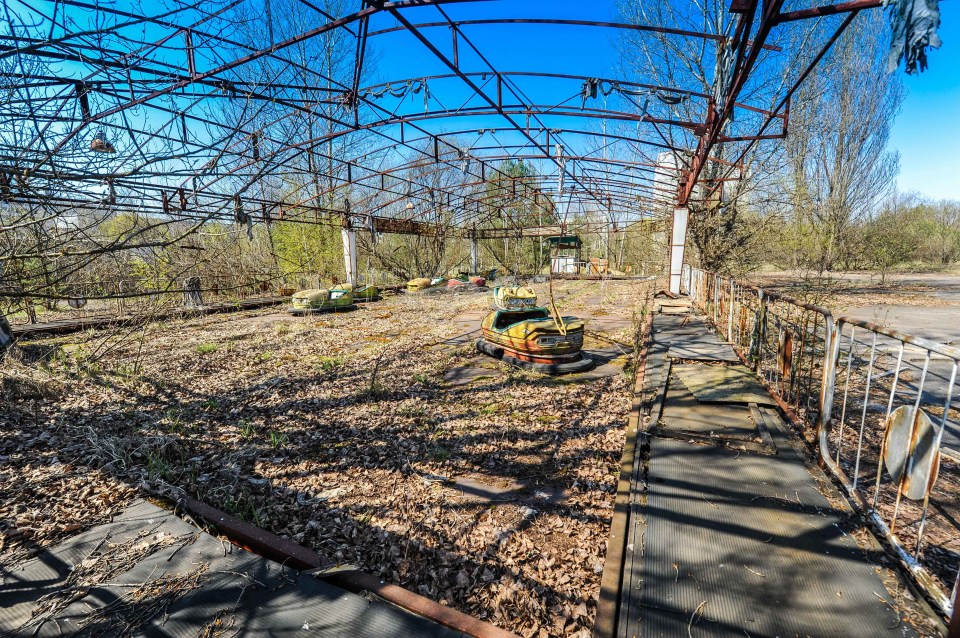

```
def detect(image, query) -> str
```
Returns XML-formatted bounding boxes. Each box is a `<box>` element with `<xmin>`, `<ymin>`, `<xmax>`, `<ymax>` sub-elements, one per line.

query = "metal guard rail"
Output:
<box><xmin>682</xmin><ymin>264</ymin><xmax>960</xmax><ymax>619</ymax></box>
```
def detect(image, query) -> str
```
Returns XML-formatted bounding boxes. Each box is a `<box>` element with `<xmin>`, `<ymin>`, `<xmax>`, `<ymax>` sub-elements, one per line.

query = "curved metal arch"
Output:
<box><xmin>366</xmin><ymin>18</ymin><xmax>747</xmax><ymax>44</ymax></box>
<box><xmin>141</xmin><ymin>102</ymin><xmax>679</xmax><ymax>223</ymax></box>
<box><xmin>20</xmin><ymin>0</ymin><xmax>486</xmax><ymax>174</ymax></box>
<box><xmin>357</xmin><ymin>71</ymin><xmax>709</xmax><ymax>101</ymax></box>
<box><xmin>283</xmin><ymin>146</ymin><xmax>668</xmax><ymax>219</ymax></box>
<box><xmin>1</xmin><ymin>0</ymin><xmax>884</xmax><ymax>246</ymax></box>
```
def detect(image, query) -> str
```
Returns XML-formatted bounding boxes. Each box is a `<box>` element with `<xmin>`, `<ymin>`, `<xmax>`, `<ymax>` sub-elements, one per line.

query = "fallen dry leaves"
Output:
<box><xmin>0</xmin><ymin>279</ymin><xmax>652</xmax><ymax>637</ymax></box>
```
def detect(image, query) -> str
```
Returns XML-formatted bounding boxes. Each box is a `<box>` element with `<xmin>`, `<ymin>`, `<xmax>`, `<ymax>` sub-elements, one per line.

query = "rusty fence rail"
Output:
<box><xmin>682</xmin><ymin>264</ymin><xmax>960</xmax><ymax>619</ymax></box>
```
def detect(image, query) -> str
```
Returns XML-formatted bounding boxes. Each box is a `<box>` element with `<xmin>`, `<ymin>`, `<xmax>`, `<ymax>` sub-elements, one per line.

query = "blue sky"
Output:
<box><xmin>32</xmin><ymin>0</ymin><xmax>958</xmax><ymax>201</ymax></box>
<box><xmin>375</xmin><ymin>0</ymin><xmax>959</xmax><ymax>201</ymax></box>
<box><xmin>888</xmin><ymin>0</ymin><xmax>959</xmax><ymax>200</ymax></box>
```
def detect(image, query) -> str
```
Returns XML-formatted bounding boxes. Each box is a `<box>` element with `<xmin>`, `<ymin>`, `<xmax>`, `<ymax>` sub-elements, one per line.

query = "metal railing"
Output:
<box><xmin>682</xmin><ymin>264</ymin><xmax>960</xmax><ymax>619</ymax></box>
<box><xmin>823</xmin><ymin>317</ymin><xmax>960</xmax><ymax>615</ymax></box>
<box><xmin>684</xmin><ymin>265</ymin><xmax>834</xmax><ymax>437</ymax></box>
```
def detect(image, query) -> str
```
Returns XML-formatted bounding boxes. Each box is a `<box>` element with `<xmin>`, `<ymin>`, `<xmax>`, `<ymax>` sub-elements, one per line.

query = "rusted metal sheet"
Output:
<box><xmin>373</xmin><ymin>216</ymin><xmax>442</xmax><ymax>236</ymax></box>
<box><xmin>778</xmin><ymin>329</ymin><xmax>794</xmax><ymax>380</ymax></box>
<box><xmin>672</xmin><ymin>363</ymin><xmax>778</xmax><ymax>406</ymax></box>
<box><xmin>883</xmin><ymin>406</ymin><xmax>941</xmax><ymax>502</ymax></box>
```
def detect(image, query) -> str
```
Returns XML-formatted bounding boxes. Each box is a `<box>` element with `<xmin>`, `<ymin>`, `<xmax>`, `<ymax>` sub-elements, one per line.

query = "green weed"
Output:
<box><xmin>431</xmin><ymin>446</ymin><xmax>451</xmax><ymax>462</ymax></box>
<box><xmin>239</xmin><ymin>421</ymin><xmax>257</xmax><ymax>440</ymax></box>
<box><xmin>269</xmin><ymin>430</ymin><xmax>289</xmax><ymax>449</ymax></box>
<box><xmin>145</xmin><ymin>450</ymin><xmax>169</xmax><ymax>480</ymax></box>
<box><xmin>317</xmin><ymin>356</ymin><xmax>344</xmax><ymax>371</ymax></box>
<box><xmin>480</xmin><ymin>403</ymin><xmax>500</xmax><ymax>415</ymax></box>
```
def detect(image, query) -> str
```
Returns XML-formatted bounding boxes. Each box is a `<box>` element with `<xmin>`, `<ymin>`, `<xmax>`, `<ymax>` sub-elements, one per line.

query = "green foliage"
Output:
<box><xmin>164</xmin><ymin>408</ymin><xmax>187</xmax><ymax>433</ymax></box>
<box><xmin>239</xmin><ymin>421</ymin><xmax>257</xmax><ymax>440</ymax></box>
<box><xmin>146</xmin><ymin>449</ymin><xmax>170</xmax><ymax>480</ymax></box>
<box><xmin>481</xmin><ymin>159</ymin><xmax>557</xmax><ymax>275</ymax></box>
<box><xmin>271</xmin><ymin>219</ymin><xmax>343</xmax><ymax>281</ymax></box>
<box><xmin>195</xmin><ymin>342</ymin><xmax>218</xmax><ymax>354</ymax></box>
<box><xmin>317</xmin><ymin>356</ymin><xmax>344</xmax><ymax>371</ymax></box>
<box><xmin>772</xmin><ymin>194</ymin><xmax>960</xmax><ymax>273</ymax></box>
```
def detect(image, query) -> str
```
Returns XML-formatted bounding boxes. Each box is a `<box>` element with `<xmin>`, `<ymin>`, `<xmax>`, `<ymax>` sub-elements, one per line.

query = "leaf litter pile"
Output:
<box><xmin>0</xmin><ymin>280</ymin><xmax>652</xmax><ymax>637</ymax></box>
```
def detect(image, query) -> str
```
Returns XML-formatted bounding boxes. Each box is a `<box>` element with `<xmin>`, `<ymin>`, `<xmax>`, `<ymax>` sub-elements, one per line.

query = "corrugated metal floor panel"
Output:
<box><xmin>615</xmin><ymin>308</ymin><xmax>923</xmax><ymax>637</ymax></box>
<box><xmin>666</xmin><ymin>342</ymin><xmax>740</xmax><ymax>363</ymax></box>
<box><xmin>654</xmin><ymin>316</ymin><xmax>739</xmax><ymax>363</ymax></box>
<box><xmin>0</xmin><ymin>500</ymin><xmax>188</xmax><ymax>631</ymax></box>
<box><xmin>633</xmin><ymin>436</ymin><xmax>910</xmax><ymax>637</ymax></box>
<box><xmin>0</xmin><ymin>501</ymin><xmax>466</xmax><ymax>638</ymax></box>
<box><xmin>659</xmin><ymin>376</ymin><xmax>759</xmax><ymax>442</ymax></box>
<box><xmin>672</xmin><ymin>364</ymin><xmax>777</xmax><ymax>407</ymax></box>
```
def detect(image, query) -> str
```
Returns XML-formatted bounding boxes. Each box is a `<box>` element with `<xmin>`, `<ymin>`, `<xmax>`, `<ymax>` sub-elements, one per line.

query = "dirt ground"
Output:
<box><xmin>0</xmin><ymin>279</ymin><xmax>652</xmax><ymax>638</ymax></box>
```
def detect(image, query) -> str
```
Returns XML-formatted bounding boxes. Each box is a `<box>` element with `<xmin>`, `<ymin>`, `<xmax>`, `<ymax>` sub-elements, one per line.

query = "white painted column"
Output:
<box><xmin>471</xmin><ymin>237</ymin><xmax>480</xmax><ymax>273</ymax></box>
<box><xmin>668</xmin><ymin>206</ymin><xmax>688</xmax><ymax>295</ymax></box>
<box><xmin>341</xmin><ymin>227</ymin><xmax>357</xmax><ymax>287</ymax></box>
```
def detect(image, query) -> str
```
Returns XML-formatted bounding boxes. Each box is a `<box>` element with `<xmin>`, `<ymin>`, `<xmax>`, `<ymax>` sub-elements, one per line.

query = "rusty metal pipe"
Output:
<box><xmin>838</xmin><ymin>317</ymin><xmax>960</xmax><ymax>362</ymax></box>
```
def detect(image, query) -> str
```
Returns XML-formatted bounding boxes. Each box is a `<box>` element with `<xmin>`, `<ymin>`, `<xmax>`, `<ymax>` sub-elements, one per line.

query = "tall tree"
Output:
<box><xmin>616</xmin><ymin>0</ymin><xmax>795</xmax><ymax>272</ymax></box>
<box><xmin>782</xmin><ymin>10</ymin><xmax>904</xmax><ymax>273</ymax></box>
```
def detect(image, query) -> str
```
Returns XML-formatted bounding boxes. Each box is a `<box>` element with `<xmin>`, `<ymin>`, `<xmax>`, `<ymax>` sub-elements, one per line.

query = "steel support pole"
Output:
<box><xmin>668</xmin><ymin>206</ymin><xmax>688</xmax><ymax>294</ymax></box>
<box><xmin>341</xmin><ymin>227</ymin><xmax>357</xmax><ymax>286</ymax></box>
<box><xmin>471</xmin><ymin>236</ymin><xmax>480</xmax><ymax>273</ymax></box>
<box><xmin>714</xmin><ymin>274</ymin><xmax>720</xmax><ymax>324</ymax></box>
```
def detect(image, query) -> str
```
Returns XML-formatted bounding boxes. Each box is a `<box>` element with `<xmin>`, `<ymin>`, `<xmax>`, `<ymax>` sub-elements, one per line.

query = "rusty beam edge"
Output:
<box><xmin>775</xmin><ymin>0</ymin><xmax>882</xmax><ymax>22</ymax></box>
<box><xmin>178</xmin><ymin>496</ymin><xmax>520</xmax><ymax>638</ymax></box>
<box><xmin>593</xmin><ymin>308</ymin><xmax>653</xmax><ymax>637</ymax></box>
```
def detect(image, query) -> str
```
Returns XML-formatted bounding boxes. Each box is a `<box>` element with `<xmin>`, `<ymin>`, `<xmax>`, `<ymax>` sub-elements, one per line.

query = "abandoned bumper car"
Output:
<box><xmin>353</xmin><ymin>284</ymin><xmax>381</xmax><ymax>302</ymax></box>
<box><xmin>407</xmin><ymin>276</ymin><xmax>447</xmax><ymax>292</ymax></box>
<box><xmin>289</xmin><ymin>285</ymin><xmax>357</xmax><ymax>315</ymax></box>
<box><xmin>477</xmin><ymin>287</ymin><xmax>594</xmax><ymax>374</ymax></box>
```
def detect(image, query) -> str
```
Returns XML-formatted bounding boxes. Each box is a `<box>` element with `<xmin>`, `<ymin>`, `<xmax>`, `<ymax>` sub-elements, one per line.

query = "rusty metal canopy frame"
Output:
<box><xmin>0</xmin><ymin>0</ymin><xmax>888</xmax><ymax>240</ymax></box>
